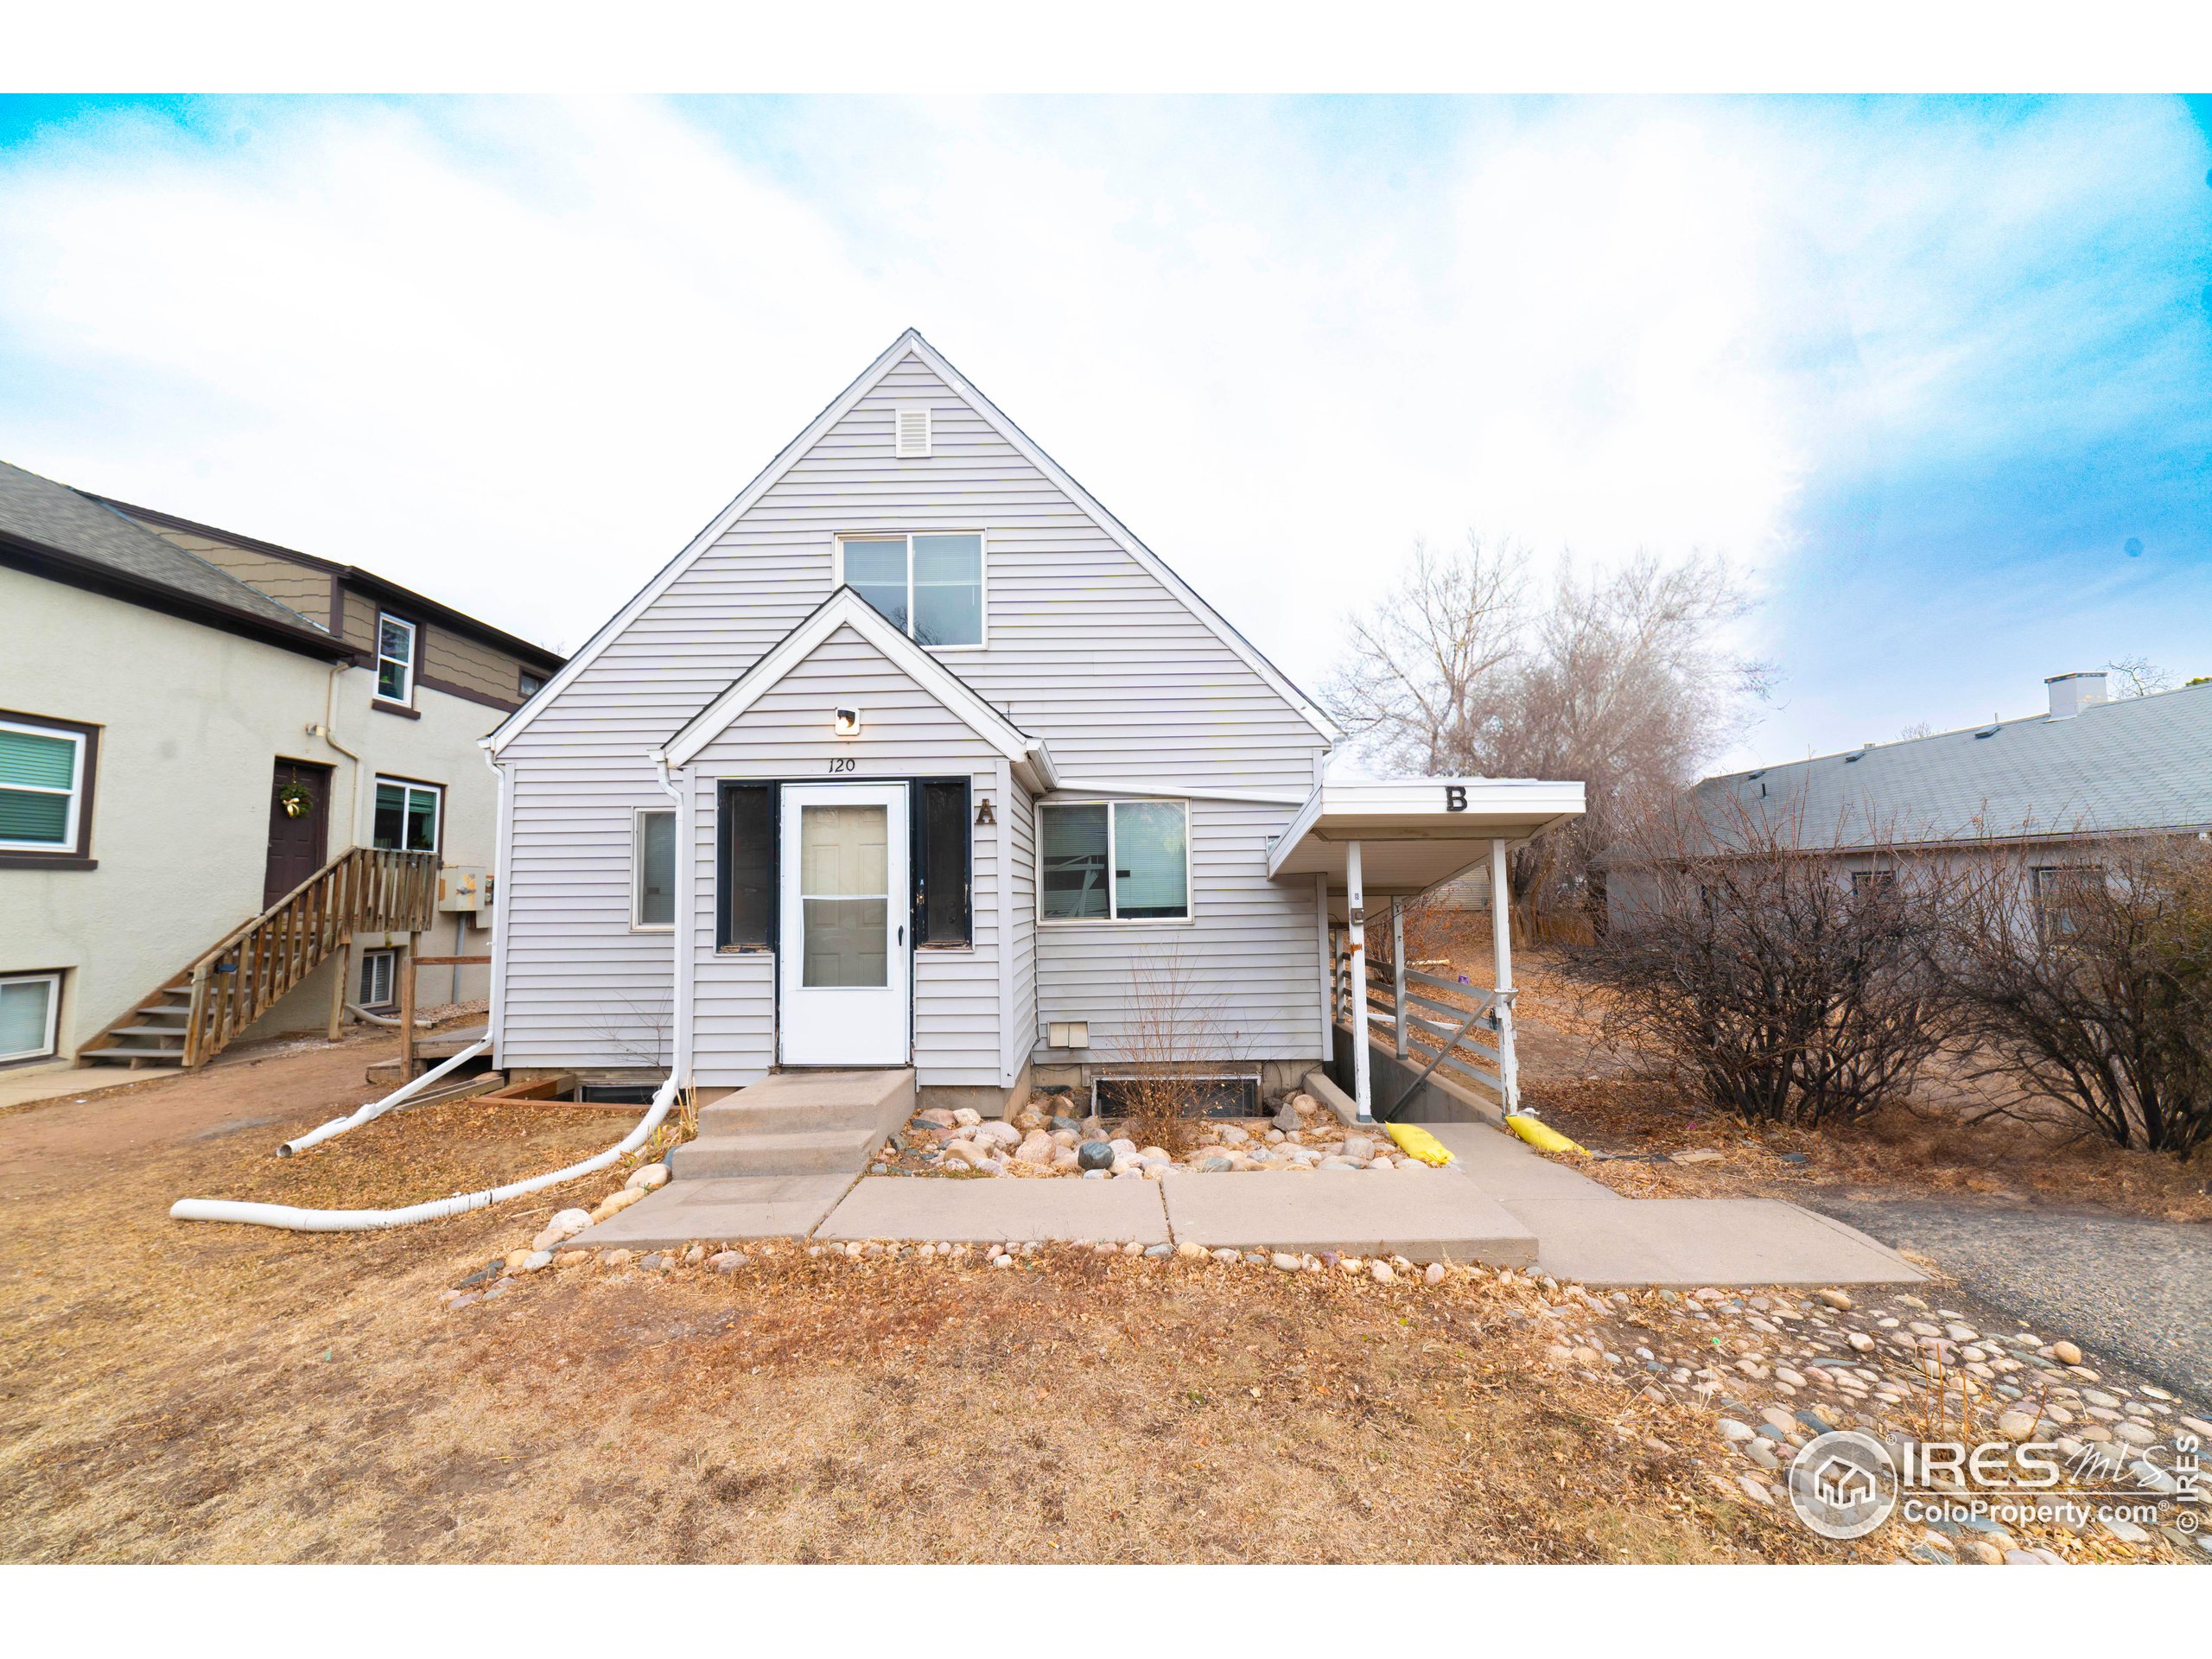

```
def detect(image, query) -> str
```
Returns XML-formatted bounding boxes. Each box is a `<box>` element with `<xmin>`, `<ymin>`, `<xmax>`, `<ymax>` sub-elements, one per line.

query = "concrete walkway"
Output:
<box><xmin>581</xmin><ymin>1109</ymin><xmax>1924</xmax><ymax>1285</ymax></box>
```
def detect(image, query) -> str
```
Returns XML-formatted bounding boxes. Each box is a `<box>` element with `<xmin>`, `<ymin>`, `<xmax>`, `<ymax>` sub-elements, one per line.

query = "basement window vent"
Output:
<box><xmin>894</xmin><ymin>406</ymin><xmax>931</xmax><ymax>459</ymax></box>
<box><xmin>1090</xmin><ymin>1075</ymin><xmax>1261</xmax><ymax>1121</ymax></box>
<box><xmin>579</xmin><ymin>1084</ymin><xmax>661</xmax><ymax>1106</ymax></box>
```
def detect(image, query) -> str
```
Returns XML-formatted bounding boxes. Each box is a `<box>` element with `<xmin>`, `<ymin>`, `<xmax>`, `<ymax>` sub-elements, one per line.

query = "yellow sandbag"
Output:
<box><xmin>1505</xmin><ymin>1113</ymin><xmax>1590</xmax><ymax>1156</ymax></box>
<box><xmin>1384</xmin><ymin>1122</ymin><xmax>1455</xmax><ymax>1166</ymax></box>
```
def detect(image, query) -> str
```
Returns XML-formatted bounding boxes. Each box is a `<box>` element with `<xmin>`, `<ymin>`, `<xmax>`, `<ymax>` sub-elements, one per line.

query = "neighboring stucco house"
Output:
<box><xmin>0</xmin><ymin>459</ymin><xmax>563</xmax><ymax>1075</ymax></box>
<box><xmin>1613</xmin><ymin>670</ymin><xmax>2212</xmax><ymax>925</ymax></box>
<box><xmin>486</xmin><ymin>332</ymin><xmax>1581</xmax><ymax>1118</ymax></box>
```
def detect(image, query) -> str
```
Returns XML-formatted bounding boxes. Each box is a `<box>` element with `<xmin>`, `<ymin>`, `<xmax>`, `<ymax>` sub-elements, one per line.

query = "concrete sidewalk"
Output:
<box><xmin>1161</xmin><ymin>1167</ymin><xmax>1535</xmax><ymax>1262</ymax></box>
<box><xmin>818</xmin><ymin>1176</ymin><xmax>1169</xmax><ymax>1245</ymax></box>
<box><xmin>569</xmin><ymin>1115</ymin><xmax>1925</xmax><ymax>1286</ymax></box>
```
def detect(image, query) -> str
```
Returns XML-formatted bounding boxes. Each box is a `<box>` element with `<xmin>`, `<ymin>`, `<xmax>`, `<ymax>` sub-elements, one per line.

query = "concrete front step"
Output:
<box><xmin>670</xmin><ymin>1067</ymin><xmax>915</xmax><ymax>1180</ymax></box>
<box><xmin>672</xmin><ymin>1125</ymin><xmax>889</xmax><ymax>1179</ymax></box>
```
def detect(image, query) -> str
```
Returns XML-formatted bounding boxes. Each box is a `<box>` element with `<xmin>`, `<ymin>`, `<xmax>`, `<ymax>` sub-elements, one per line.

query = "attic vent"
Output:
<box><xmin>1973</xmin><ymin>727</ymin><xmax>1999</xmax><ymax>740</ymax></box>
<box><xmin>894</xmin><ymin>406</ymin><xmax>931</xmax><ymax>459</ymax></box>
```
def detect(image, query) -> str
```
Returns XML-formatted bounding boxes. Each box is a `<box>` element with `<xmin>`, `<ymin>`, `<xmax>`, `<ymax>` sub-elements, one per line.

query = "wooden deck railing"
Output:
<box><xmin>1333</xmin><ymin>918</ymin><xmax>1516</xmax><ymax>1119</ymax></box>
<box><xmin>181</xmin><ymin>847</ymin><xmax>440</xmax><ymax>1068</ymax></box>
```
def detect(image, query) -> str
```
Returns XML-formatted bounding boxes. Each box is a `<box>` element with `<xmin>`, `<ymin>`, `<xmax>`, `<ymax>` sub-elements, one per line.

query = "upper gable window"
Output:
<box><xmin>838</xmin><ymin>534</ymin><xmax>983</xmax><ymax>648</ymax></box>
<box><xmin>375</xmin><ymin>613</ymin><xmax>417</xmax><ymax>705</ymax></box>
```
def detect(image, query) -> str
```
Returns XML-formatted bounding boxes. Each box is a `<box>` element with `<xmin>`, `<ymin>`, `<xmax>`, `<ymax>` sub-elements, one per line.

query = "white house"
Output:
<box><xmin>485</xmin><ymin>333</ymin><xmax>1580</xmax><ymax>1119</ymax></box>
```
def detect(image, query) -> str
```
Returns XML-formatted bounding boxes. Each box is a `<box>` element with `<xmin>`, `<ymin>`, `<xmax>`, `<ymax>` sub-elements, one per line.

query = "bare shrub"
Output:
<box><xmin>1110</xmin><ymin>947</ymin><xmax>1238</xmax><ymax>1156</ymax></box>
<box><xmin>1939</xmin><ymin>836</ymin><xmax>2212</xmax><ymax>1156</ymax></box>
<box><xmin>1574</xmin><ymin>798</ymin><xmax>1954</xmax><ymax>1128</ymax></box>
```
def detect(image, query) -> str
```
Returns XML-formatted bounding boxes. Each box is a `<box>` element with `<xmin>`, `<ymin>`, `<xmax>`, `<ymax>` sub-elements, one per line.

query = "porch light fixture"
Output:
<box><xmin>833</xmin><ymin>706</ymin><xmax>862</xmax><ymax>737</ymax></box>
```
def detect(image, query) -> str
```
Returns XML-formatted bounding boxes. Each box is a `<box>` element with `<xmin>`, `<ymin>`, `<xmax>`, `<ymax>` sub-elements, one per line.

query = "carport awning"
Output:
<box><xmin>1265</xmin><ymin>776</ymin><xmax>1586</xmax><ymax>895</ymax></box>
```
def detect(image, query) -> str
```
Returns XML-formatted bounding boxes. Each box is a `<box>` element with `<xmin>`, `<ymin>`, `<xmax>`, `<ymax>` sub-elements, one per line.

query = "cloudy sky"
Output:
<box><xmin>1</xmin><ymin>94</ymin><xmax>2206</xmax><ymax>769</ymax></box>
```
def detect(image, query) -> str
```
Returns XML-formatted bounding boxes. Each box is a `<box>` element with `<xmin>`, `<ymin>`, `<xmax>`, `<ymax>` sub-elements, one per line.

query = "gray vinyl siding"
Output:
<box><xmin>685</xmin><ymin>626</ymin><xmax>1005</xmax><ymax>1089</ymax></box>
<box><xmin>1033</xmin><ymin>797</ymin><xmax>1324</xmax><ymax>1066</ymax></box>
<box><xmin>496</xmin><ymin>346</ymin><xmax>1329</xmax><ymax>1076</ymax></box>
<box><xmin>499</xmin><ymin>758</ymin><xmax>677</xmax><ymax>1069</ymax></box>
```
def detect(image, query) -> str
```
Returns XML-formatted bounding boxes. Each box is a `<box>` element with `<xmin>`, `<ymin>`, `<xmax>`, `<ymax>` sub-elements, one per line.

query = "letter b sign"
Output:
<box><xmin>1444</xmin><ymin>785</ymin><xmax>1467</xmax><ymax>812</ymax></box>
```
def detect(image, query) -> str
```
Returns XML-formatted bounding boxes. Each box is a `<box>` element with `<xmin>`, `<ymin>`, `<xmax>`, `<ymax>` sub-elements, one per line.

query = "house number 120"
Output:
<box><xmin>826</xmin><ymin>757</ymin><xmax>856</xmax><ymax>773</ymax></box>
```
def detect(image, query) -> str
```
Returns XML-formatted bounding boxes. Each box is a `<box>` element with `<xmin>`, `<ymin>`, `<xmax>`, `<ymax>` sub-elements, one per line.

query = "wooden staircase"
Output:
<box><xmin>79</xmin><ymin>847</ymin><xmax>440</xmax><ymax>1069</ymax></box>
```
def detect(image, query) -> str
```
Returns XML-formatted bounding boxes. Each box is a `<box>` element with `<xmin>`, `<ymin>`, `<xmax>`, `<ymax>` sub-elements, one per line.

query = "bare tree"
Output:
<box><xmin>1325</xmin><ymin>537</ymin><xmax>1769</xmax><ymax>934</ymax></box>
<box><xmin>1320</xmin><ymin>533</ymin><xmax>1525</xmax><ymax>773</ymax></box>
<box><xmin>1576</xmin><ymin>796</ymin><xmax>1955</xmax><ymax>1128</ymax></box>
<box><xmin>1939</xmin><ymin>836</ymin><xmax>2212</xmax><ymax>1155</ymax></box>
<box><xmin>2103</xmin><ymin>657</ymin><xmax>2172</xmax><ymax>698</ymax></box>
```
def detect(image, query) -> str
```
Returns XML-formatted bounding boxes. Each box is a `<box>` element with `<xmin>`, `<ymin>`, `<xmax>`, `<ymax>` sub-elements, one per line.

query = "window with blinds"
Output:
<box><xmin>0</xmin><ymin>715</ymin><xmax>90</xmax><ymax>856</ymax></box>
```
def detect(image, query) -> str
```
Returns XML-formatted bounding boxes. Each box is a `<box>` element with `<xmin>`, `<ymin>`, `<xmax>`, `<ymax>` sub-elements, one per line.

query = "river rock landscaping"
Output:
<box><xmin>442</xmin><ymin>1217</ymin><xmax>2211</xmax><ymax>1564</ymax></box>
<box><xmin>863</xmin><ymin>1090</ymin><xmax>1432</xmax><ymax>1179</ymax></box>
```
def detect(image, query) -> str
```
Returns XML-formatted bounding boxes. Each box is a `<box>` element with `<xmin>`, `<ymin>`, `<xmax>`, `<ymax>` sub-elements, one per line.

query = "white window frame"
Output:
<box><xmin>0</xmin><ymin>970</ymin><xmax>63</xmax><ymax>1064</ymax></box>
<box><xmin>374</xmin><ymin>613</ymin><xmax>417</xmax><ymax>707</ymax></box>
<box><xmin>359</xmin><ymin>948</ymin><xmax>398</xmax><ymax>1010</ymax></box>
<box><xmin>632</xmin><ymin>806</ymin><xmax>677</xmax><ymax>932</ymax></box>
<box><xmin>833</xmin><ymin>531</ymin><xmax>988</xmax><ymax>651</ymax></box>
<box><xmin>372</xmin><ymin>775</ymin><xmax>442</xmax><ymax>855</ymax></box>
<box><xmin>1036</xmin><ymin>798</ymin><xmax>1194</xmax><ymax>927</ymax></box>
<box><xmin>0</xmin><ymin>716</ymin><xmax>86</xmax><ymax>855</ymax></box>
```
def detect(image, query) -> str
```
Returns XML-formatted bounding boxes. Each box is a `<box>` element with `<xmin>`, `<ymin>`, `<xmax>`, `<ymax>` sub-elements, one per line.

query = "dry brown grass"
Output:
<box><xmin>1404</xmin><ymin>910</ymin><xmax>2212</xmax><ymax>1224</ymax></box>
<box><xmin>0</xmin><ymin>1033</ymin><xmax>1824</xmax><ymax>1563</ymax></box>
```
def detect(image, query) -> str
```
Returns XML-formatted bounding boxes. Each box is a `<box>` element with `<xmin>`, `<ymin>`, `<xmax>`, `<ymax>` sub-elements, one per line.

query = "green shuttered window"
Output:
<box><xmin>0</xmin><ymin>717</ymin><xmax>88</xmax><ymax>854</ymax></box>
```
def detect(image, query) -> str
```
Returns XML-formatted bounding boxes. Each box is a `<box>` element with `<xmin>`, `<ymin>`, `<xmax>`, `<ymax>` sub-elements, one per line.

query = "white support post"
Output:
<box><xmin>1390</xmin><ymin>897</ymin><xmax>1408</xmax><ymax>1059</ymax></box>
<box><xmin>1490</xmin><ymin>836</ymin><xmax>1519</xmax><ymax>1114</ymax></box>
<box><xmin>1347</xmin><ymin>839</ymin><xmax>1372</xmax><ymax>1121</ymax></box>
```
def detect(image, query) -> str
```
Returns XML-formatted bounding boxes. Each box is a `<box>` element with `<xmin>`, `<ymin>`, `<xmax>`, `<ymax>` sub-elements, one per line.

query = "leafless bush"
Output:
<box><xmin>1939</xmin><ymin>836</ymin><xmax>2212</xmax><ymax>1156</ymax></box>
<box><xmin>1111</xmin><ymin>947</ymin><xmax>1238</xmax><ymax>1156</ymax></box>
<box><xmin>1574</xmin><ymin>798</ymin><xmax>1954</xmax><ymax>1128</ymax></box>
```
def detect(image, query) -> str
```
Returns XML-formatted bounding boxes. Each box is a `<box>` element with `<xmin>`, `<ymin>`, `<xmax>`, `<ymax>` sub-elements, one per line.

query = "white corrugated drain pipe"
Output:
<box><xmin>276</xmin><ymin>1038</ymin><xmax>491</xmax><ymax>1157</ymax></box>
<box><xmin>171</xmin><ymin>1074</ymin><xmax>678</xmax><ymax>1233</ymax></box>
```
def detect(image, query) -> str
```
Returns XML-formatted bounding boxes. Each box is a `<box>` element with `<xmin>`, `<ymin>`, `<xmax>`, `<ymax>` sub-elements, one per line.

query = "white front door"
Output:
<box><xmin>778</xmin><ymin>782</ymin><xmax>911</xmax><ymax>1066</ymax></box>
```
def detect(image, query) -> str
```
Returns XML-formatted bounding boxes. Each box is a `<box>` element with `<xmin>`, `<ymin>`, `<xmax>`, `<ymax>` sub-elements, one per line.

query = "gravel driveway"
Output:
<box><xmin>1802</xmin><ymin>1190</ymin><xmax>2212</xmax><ymax>1398</ymax></box>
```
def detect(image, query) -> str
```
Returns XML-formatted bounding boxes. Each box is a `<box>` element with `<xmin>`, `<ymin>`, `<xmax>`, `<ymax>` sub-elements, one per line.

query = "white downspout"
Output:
<box><xmin>652</xmin><ymin>753</ymin><xmax>694</xmax><ymax>1084</ymax></box>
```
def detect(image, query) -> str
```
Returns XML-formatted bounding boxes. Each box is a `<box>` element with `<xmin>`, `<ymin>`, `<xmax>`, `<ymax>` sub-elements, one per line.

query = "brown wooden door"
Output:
<box><xmin>264</xmin><ymin>760</ymin><xmax>333</xmax><ymax>910</ymax></box>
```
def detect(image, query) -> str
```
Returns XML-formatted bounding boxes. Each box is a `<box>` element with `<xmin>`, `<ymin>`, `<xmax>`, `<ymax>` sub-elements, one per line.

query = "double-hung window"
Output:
<box><xmin>372</xmin><ymin>777</ymin><xmax>442</xmax><ymax>854</ymax></box>
<box><xmin>0</xmin><ymin>971</ymin><xmax>62</xmax><ymax>1064</ymax></box>
<box><xmin>375</xmin><ymin>613</ymin><xmax>417</xmax><ymax>704</ymax></box>
<box><xmin>838</xmin><ymin>533</ymin><xmax>983</xmax><ymax>647</ymax></box>
<box><xmin>0</xmin><ymin>714</ymin><xmax>94</xmax><ymax>860</ymax></box>
<box><xmin>1039</xmin><ymin>800</ymin><xmax>1190</xmax><ymax>922</ymax></box>
<box><xmin>633</xmin><ymin>808</ymin><xmax>677</xmax><ymax>929</ymax></box>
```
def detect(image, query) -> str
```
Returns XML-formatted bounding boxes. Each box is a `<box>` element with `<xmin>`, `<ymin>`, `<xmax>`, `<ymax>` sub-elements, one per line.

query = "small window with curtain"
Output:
<box><xmin>0</xmin><ymin>713</ymin><xmax>95</xmax><ymax>861</ymax></box>
<box><xmin>915</xmin><ymin>779</ymin><xmax>972</xmax><ymax>947</ymax></box>
<box><xmin>633</xmin><ymin>808</ymin><xmax>676</xmax><ymax>929</ymax></box>
<box><xmin>1039</xmin><ymin>800</ymin><xmax>1189</xmax><ymax>923</ymax></box>
<box><xmin>717</xmin><ymin>783</ymin><xmax>777</xmax><ymax>950</ymax></box>
<box><xmin>372</xmin><ymin>777</ymin><xmax>441</xmax><ymax>854</ymax></box>
<box><xmin>375</xmin><ymin>614</ymin><xmax>417</xmax><ymax>704</ymax></box>
<box><xmin>837</xmin><ymin>533</ymin><xmax>984</xmax><ymax>646</ymax></box>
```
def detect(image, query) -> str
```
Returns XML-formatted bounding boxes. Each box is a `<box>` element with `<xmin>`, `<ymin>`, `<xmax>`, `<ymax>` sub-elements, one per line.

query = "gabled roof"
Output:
<box><xmin>1694</xmin><ymin>679</ymin><xmax>2212</xmax><ymax>850</ymax></box>
<box><xmin>0</xmin><ymin>457</ymin><xmax>353</xmax><ymax>658</ymax></box>
<box><xmin>94</xmin><ymin>495</ymin><xmax>564</xmax><ymax>670</ymax></box>
<box><xmin>487</xmin><ymin>327</ymin><xmax>1336</xmax><ymax>756</ymax></box>
<box><xmin>660</xmin><ymin>587</ymin><xmax>1060</xmax><ymax>790</ymax></box>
